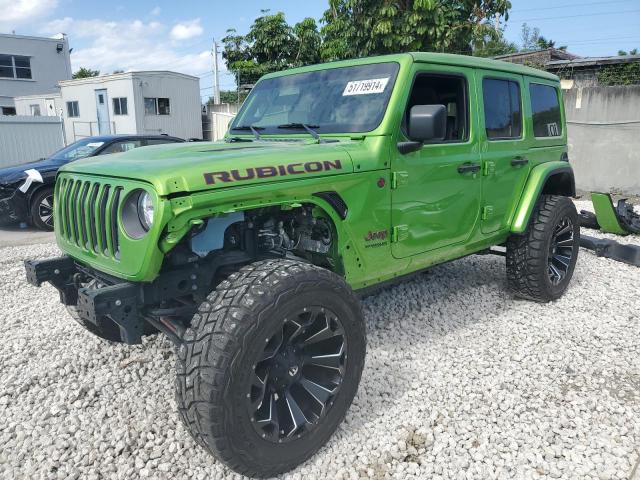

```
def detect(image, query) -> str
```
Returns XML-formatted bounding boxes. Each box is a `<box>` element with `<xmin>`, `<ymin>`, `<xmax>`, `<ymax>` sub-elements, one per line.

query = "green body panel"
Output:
<box><xmin>55</xmin><ymin>52</ymin><xmax>572</xmax><ymax>286</ymax></box>
<box><xmin>510</xmin><ymin>161</ymin><xmax>573</xmax><ymax>233</ymax></box>
<box><xmin>591</xmin><ymin>192</ymin><xmax>628</xmax><ymax>235</ymax></box>
<box><xmin>54</xmin><ymin>173</ymin><xmax>171</xmax><ymax>280</ymax></box>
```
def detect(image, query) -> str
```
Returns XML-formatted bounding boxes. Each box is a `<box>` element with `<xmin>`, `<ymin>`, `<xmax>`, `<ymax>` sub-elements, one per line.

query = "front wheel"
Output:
<box><xmin>175</xmin><ymin>259</ymin><xmax>366</xmax><ymax>477</ymax></box>
<box><xmin>506</xmin><ymin>195</ymin><xmax>580</xmax><ymax>302</ymax></box>
<box><xmin>30</xmin><ymin>187</ymin><xmax>54</xmax><ymax>231</ymax></box>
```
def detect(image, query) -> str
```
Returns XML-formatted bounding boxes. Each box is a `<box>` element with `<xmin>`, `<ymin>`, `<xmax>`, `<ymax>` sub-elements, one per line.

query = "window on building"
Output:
<box><xmin>113</xmin><ymin>97</ymin><xmax>128</xmax><ymax>115</ymax></box>
<box><xmin>144</xmin><ymin>97</ymin><xmax>156</xmax><ymax>115</ymax></box>
<box><xmin>30</xmin><ymin>104</ymin><xmax>41</xmax><ymax>116</ymax></box>
<box><xmin>0</xmin><ymin>54</ymin><xmax>32</xmax><ymax>79</ymax></box>
<box><xmin>66</xmin><ymin>101</ymin><xmax>80</xmax><ymax>118</ymax></box>
<box><xmin>482</xmin><ymin>78</ymin><xmax>522</xmax><ymax>140</ymax></box>
<box><xmin>14</xmin><ymin>56</ymin><xmax>32</xmax><ymax>79</ymax></box>
<box><xmin>157</xmin><ymin>98</ymin><xmax>170</xmax><ymax>115</ymax></box>
<box><xmin>1</xmin><ymin>107</ymin><xmax>17</xmax><ymax>116</ymax></box>
<box><xmin>144</xmin><ymin>97</ymin><xmax>171</xmax><ymax>115</ymax></box>
<box><xmin>530</xmin><ymin>83</ymin><xmax>562</xmax><ymax>137</ymax></box>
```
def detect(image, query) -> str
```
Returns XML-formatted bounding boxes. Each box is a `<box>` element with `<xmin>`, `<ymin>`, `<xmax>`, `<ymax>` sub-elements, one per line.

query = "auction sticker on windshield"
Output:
<box><xmin>343</xmin><ymin>78</ymin><xmax>389</xmax><ymax>96</ymax></box>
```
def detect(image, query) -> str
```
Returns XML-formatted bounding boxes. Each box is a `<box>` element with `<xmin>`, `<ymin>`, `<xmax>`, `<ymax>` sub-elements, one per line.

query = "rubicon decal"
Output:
<box><xmin>204</xmin><ymin>160</ymin><xmax>343</xmax><ymax>185</ymax></box>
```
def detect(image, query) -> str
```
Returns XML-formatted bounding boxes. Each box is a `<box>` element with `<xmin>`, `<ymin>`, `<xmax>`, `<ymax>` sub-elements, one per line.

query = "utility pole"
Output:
<box><xmin>212</xmin><ymin>38</ymin><xmax>221</xmax><ymax>104</ymax></box>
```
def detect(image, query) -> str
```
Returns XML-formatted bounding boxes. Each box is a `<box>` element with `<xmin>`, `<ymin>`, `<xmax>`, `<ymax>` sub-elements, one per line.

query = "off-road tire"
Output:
<box><xmin>506</xmin><ymin>195</ymin><xmax>580</xmax><ymax>302</ymax></box>
<box><xmin>30</xmin><ymin>187</ymin><xmax>54</xmax><ymax>231</ymax></box>
<box><xmin>175</xmin><ymin>259</ymin><xmax>366</xmax><ymax>477</ymax></box>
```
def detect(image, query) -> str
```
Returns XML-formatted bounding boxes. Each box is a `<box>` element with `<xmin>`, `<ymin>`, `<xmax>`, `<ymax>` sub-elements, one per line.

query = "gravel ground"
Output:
<box><xmin>1</xmin><ymin>200</ymin><xmax>639</xmax><ymax>480</ymax></box>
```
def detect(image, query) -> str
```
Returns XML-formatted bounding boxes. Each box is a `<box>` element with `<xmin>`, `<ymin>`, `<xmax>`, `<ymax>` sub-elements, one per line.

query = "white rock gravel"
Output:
<box><xmin>1</xmin><ymin>200</ymin><xmax>639</xmax><ymax>480</ymax></box>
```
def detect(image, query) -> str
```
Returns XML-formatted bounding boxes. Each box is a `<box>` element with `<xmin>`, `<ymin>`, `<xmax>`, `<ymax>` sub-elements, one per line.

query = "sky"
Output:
<box><xmin>1</xmin><ymin>0</ymin><xmax>639</xmax><ymax>103</ymax></box>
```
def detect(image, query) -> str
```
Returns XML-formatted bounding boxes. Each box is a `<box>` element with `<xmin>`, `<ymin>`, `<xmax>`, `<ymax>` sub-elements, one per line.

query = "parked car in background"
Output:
<box><xmin>0</xmin><ymin>134</ymin><xmax>183</xmax><ymax>230</ymax></box>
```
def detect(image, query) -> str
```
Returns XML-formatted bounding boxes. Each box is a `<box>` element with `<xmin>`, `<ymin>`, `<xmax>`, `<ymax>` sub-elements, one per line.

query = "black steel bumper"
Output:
<box><xmin>25</xmin><ymin>256</ymin><xmax>147</xmax><ymax>344</ymax></box>
<box><xmin>24</xmin><ymin>255</ymin><xmax>217</xmax><ymax>345</ymax></box>
<box><xmin>25</xmin><ymin>251</ymin><xmax>251</xmax><ymax>344</ymax></box>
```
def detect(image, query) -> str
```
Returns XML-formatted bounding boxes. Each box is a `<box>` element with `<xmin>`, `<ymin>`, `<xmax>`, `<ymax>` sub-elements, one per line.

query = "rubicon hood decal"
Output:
<box><xmin>61</xmin><ymin>140</ymin><xmax>354</xmax><ymax>195</ymax></box>
<box><xmin>204</xmin><ymin>160</ymin><xmax>343</xmax><ymax>185</ymax></box>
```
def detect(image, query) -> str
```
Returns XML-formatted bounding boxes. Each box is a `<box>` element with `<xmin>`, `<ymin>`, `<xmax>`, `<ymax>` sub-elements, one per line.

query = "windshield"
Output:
<box><xmin>50</xmin><ymin>138</ymin><xmax>107</xmax><ymax>161</ymax></box>
<box><xmin>231</xmin><ymin>62</ymin><xmax>399</xmax><ymax>135</ymax></box>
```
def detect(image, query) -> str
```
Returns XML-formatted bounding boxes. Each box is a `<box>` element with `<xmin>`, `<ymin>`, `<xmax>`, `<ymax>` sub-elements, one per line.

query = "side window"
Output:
<box><xmin>99</xmin><ymin>140</ymin><xmax>144</xmax><ymax>154</ymax></box>
<box><xmin>530</xmin><ymin>84</ymin><xmax>562</xmax><ymax>137</ymax></box>
<box><xmin>482</xmin><ymin>78</ymin><xmax>522</xmax><ymax>140</ymax></box>
<box><xmin>403</xmin><ymin>73</ymin><xmax>468</xmax><ymax>142</ymax></box>
<box><xmin>146</xmin><ymin>138</ymin><xmax>176</xmax><ymax>146</ymax></box>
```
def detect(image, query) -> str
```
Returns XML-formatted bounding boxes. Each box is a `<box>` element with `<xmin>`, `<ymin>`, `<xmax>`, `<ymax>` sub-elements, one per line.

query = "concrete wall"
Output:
<box><xmin>0</xmin><ymin>116</ymin><xmax>64</xmax><ymax>167</ymax></box>
<box><xmin>0</xmin><ymin>34</ymin><xmax>71</xmax><ymax>110</ymax></box>
<box><xmin>563</xmin><ymin>85</ymin><xmax>640</xmax><ymax>195</ymax></box>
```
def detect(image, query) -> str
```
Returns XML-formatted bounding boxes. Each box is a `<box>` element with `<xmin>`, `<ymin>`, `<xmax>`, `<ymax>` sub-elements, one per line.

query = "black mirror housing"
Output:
<box><xmin>408</xmin><ymin>104</ymin><xmax>447</xmax><ymax>142</ymax></box>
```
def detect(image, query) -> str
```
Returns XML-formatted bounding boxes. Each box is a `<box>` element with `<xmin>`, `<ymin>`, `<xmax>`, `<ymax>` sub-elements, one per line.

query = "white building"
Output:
<box><xmin>0</xmin><ymin>33</ymin><xmax>72</xmax><ymax>115</ymax></box>
<box><xmin>15</xmin><ymin>70</ymin><xmax>203</xmax><ymax>143</ymax></box>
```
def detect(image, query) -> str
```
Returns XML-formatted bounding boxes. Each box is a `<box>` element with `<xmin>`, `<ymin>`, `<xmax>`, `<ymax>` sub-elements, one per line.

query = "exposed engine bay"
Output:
<box><xmin>185</xmin><ymin>204</ymin><xmax>336</xmax><ymax>268</ymax></box>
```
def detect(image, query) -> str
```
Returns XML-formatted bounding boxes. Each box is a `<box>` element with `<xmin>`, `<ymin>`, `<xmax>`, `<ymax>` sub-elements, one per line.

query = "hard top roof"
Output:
<box><xmin>262</xmin><ymin>52</ymin><xmax>559</xmax><ymax>82</ymax></box>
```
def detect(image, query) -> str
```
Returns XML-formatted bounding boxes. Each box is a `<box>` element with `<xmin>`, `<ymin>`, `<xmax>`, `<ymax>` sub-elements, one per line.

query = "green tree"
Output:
<box><xmin>72</xmin><ymin>67</ymin><xmax>100</xmax><ymax>79</ymax></box>
<box><xmin>222</xmin><ymin>11</ymin><xmax>321</xmax><ymax>85</ymax></box>
<box><xmin>473</xmin><ymin>28</ymin><xmax>518</xmax><ymax>57</ymax></box>
<box><xmin>319</xmin><ymin>0</ymin><xmax>512</xmax><ymax>61</ymax></box>
<box><xmin>618</xmin><ymin>48</ymin><xmax>638</xmax><ymax>55</ymax></box>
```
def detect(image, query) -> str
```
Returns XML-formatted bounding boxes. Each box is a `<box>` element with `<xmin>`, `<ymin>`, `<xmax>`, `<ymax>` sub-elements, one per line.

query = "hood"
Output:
<box><xmin>0</xmin><ymin>157</ymin><xmax>65</xmax><ymax>185</ymax></box>
<box><xmin>61</xmin><ymin>140</ymin><xmax>355</xmax><ymax>196</ymax></box>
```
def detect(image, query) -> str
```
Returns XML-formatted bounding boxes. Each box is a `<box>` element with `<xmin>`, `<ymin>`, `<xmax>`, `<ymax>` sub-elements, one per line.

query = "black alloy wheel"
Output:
<box><xmin>30</xmin><ymin>187</ymin><xmax>55</xmax><ymax>231</ymax></box>
<box><xmin>249</xmin><ymin>306</ymin><xmax>346</xmax><ymax>443</ymax></box>
<box><xmin>547</xmin><ymin>216</ymin><xmax>575</xmax><ymax>285</ymax></box>
<box><xmin>38</xmin><ymin>193</ymin><xmax>54</xmax><ymax>228</ymax></box>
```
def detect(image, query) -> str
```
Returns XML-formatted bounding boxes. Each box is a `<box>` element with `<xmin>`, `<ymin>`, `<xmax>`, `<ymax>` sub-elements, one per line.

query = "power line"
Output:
<box><xmin>510</xmin><ymin>8</ymin><xmax>640</xmax><ymax>23</ymax></box>
<box><xmin>513</xmin><ymin>0</ymin><xmax>636</xmax><ymax>13</ymax></box>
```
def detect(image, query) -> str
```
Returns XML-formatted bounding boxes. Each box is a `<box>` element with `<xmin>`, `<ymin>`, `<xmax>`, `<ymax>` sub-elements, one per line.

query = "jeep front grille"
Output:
<box><xmin>57</xmin><ymin>177</ymin><xmax>122</xmax><ymax>259</ymax></box>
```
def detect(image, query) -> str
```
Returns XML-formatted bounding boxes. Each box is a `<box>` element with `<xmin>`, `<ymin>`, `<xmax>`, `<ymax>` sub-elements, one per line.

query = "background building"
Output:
<box><xmin>0</xmin><ymin>33</ymin><xmax>71</xmax><ymax>115</ymax></box>
<box><xmin>16</xmin><ymin>71</ymin><xmax>203</xmax><ymax>143</ymax></box>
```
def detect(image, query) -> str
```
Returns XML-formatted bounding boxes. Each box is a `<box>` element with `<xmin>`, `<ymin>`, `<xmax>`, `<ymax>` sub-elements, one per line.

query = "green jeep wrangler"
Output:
<box><xmin>25</xmin><ymin>53</ymin><xmax>579</xmax><ymax>477</ymax></box>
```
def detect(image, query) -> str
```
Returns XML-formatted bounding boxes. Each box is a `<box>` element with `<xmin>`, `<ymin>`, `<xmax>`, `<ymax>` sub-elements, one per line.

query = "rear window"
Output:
<box><xmin>482</xmin><ymin>78</ymin><xmax>522</xmax><ymax>140</ymax></box>
<box><xmin>530</xmin><ymin>84</ymin><xmax>562</xmax><ymax>137</ymax></box>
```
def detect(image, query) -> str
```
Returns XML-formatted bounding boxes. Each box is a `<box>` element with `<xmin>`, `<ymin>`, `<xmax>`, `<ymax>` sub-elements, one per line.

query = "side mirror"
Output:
<box><xmin>397</xmin><ymin>104</ymin><xmax>448</xmax><ymax>154</ymax></box>
<box><xmin>408</xmin><ymin>104</ymin><xmax>447</xmax><ymax>142</ymax></box>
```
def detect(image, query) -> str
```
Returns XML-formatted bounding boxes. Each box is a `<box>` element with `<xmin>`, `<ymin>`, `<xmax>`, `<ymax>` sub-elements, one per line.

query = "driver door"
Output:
<box><xmin>391</xmin><ymin>65</ymin><xmax>482</xmax><ymax>259</ymax></box>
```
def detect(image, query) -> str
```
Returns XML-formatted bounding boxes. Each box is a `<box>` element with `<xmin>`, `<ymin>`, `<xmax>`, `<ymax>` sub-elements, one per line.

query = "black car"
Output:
<box><xmin>0</xmin><ymin>134</ymin><xmax>183</xmax><ymax>231</ymax></box>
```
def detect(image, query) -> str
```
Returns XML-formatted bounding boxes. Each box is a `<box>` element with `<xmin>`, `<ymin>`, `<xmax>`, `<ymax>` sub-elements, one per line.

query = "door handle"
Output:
<box><xmin>511</xmin><ymin>157</ymin><xmax>529</xmax><ymax>167</ymax></box>
<box><xmin>457</xmin><ymin>162</ymin><xmax>481</xmax><ymax>174</ymax></box>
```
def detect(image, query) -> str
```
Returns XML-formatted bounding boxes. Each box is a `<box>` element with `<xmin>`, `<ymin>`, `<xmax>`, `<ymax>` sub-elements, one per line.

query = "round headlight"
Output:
<box><xmin>137</xmin><ymin>191</ymin><xmax>154</xmax><ymax>231</ymax></box>
<box><xmin>121</xmin><ymin>189</ymin><xmax>154</xmax><ymax>239</ymax></box>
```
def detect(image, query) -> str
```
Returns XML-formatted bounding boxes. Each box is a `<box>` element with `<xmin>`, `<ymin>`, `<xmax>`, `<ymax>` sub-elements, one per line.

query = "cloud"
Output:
<box><xmin>170</xmin><ymin>19</ymin><xmax>203</xmax><ymax>41</ymax></box>
<box><xmin>39</xmin><ymin>17</ymin><xmax>220</xmax><ymax>87</ymax></box>
<box><xmin>0</xmin><ymin>0</ymin><xmax>58</xmax><ymax>31</ymax></box>
<box><xmin>150</xmin><ymin>6</ymin><xmax>161</xmax><ymax>16</ymax></box>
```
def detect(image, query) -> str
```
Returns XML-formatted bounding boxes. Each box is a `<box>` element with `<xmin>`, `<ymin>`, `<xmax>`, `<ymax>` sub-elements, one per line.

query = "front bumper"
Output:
<box><xmin>24</xmin><ymin>255</ymin><xmax>214</xmax><ymax>344</ymax></box>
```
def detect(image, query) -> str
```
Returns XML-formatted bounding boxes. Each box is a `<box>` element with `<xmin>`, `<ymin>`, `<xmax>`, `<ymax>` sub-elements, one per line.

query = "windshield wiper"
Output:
<box><xmin>232</xmin><ymin>124</ymin><xmax>264</xmax><ymax>140</ymax></box>
<box><xmin>277</xmin><ymin>123</ymin><xmax>324</xmax><ymax>142</ymax></box>
<box><xmin>225</xmin><ymin>136</ymin><xmax>253</xmax><ymax>143</ymax></box>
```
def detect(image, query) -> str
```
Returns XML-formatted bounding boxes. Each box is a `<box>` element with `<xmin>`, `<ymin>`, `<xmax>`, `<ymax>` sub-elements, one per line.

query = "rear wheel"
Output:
<box><xmin>175</xmin><ymin>259</ymin><xmax>366</xmax><ymax>477</ymax></box>
<box><xmin>30</xmin><ymin>187</ymin><xmax>54</xmax><ymax>231</ymax></box>
<box><xmin>506</xmin><ymin>195</ymin><xmax>580</xmax><ymax>302</ymax></box>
